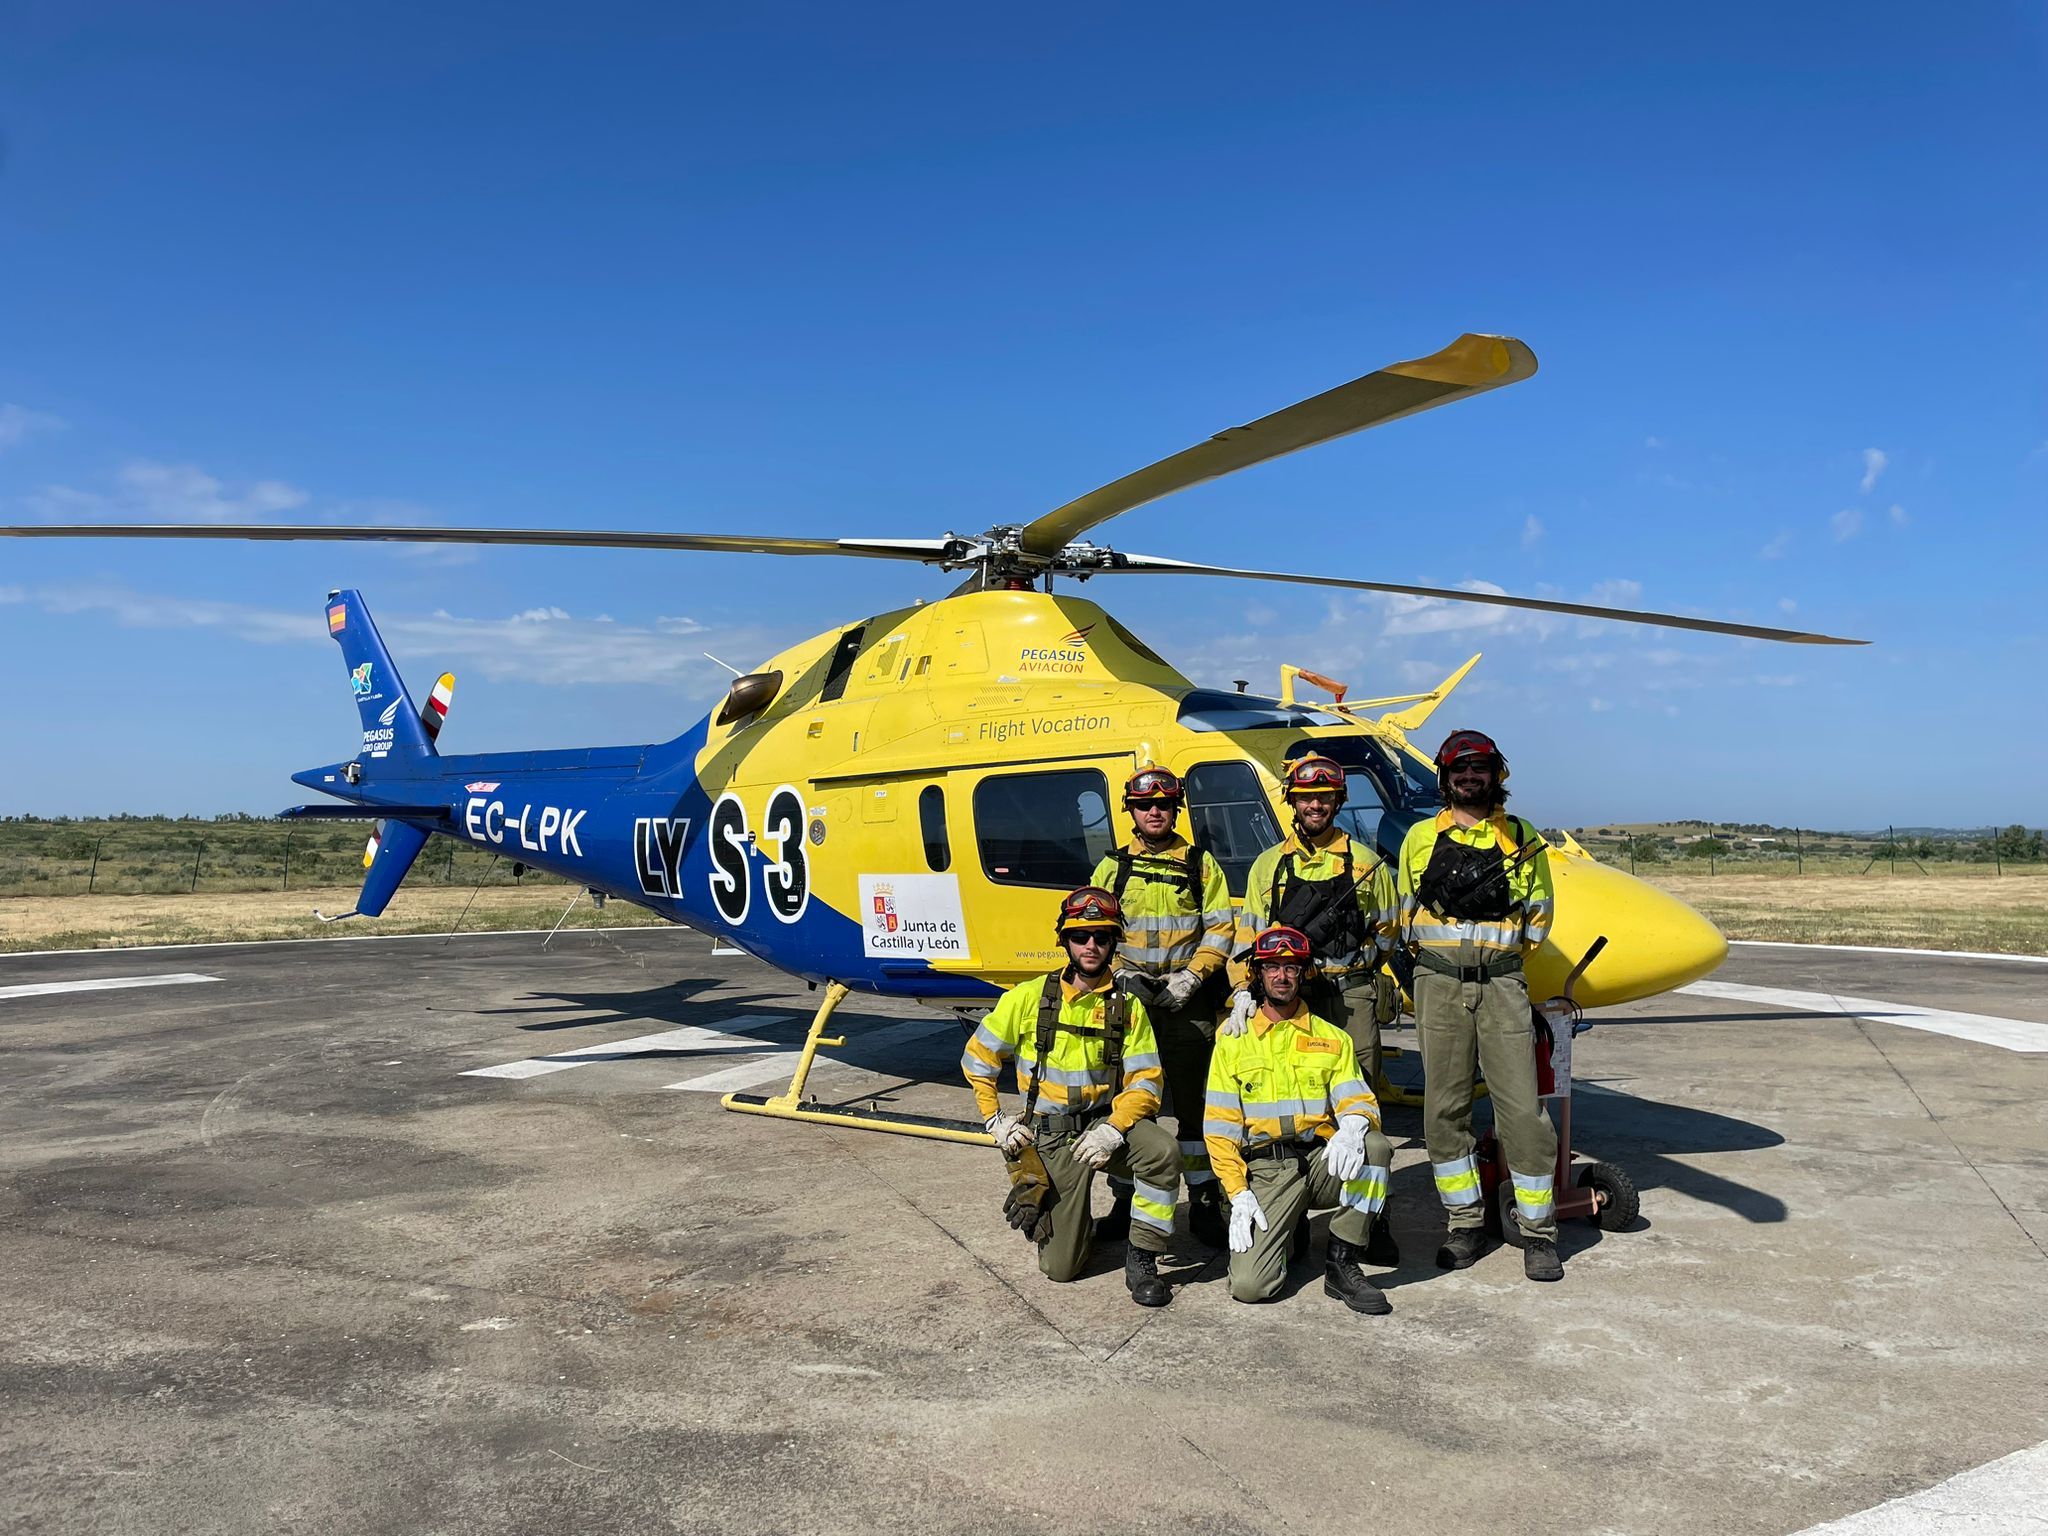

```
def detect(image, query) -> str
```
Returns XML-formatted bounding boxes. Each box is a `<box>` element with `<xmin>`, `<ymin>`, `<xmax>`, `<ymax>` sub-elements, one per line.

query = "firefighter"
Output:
<box><xmin>1086</xmin><ymin>766</ymin><xmax>1235</xmax><ymax>1250</ymax></box>
<box><xmin>961</xmin><ymin>886</ymin><xmax>1182</xmax><ymax>1307</ymax></box>
<box><xmin>1397</xmin><ymin>729</ymin><xmax>1562</xmax><ymax>1281</ymax></box>
<box><xmin>1204</xmin><ymin>926</ymin><xmax>1395</xmax><ymax>1313</ymax></box>
<box><xmin>1224</xmin><ymin>753</ymin><xmax>1400</xmax><ymax>1264</ymax></box>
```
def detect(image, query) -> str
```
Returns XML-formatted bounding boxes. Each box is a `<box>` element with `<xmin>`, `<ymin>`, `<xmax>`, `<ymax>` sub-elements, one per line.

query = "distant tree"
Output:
<box><xmin>1994</xmin><ymin>825</ymin><xmax>2043</xmax><ymax>863</ymax></box>
<box><xmin>1632</xmin><ymin>837</ymin><xmax>1665</xmax><ymax>864</ymax></box>
<box><xmin>1683</xmin><ymin>837</ymin><xmax>1729</xmax><ymax>860</ymax></box>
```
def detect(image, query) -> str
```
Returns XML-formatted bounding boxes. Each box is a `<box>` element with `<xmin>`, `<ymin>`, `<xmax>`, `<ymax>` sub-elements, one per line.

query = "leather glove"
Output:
<box><xmin>1159</xmin><ymin>968</ymin><xmax>1203</xmax><ymax>1011</ymax></box>
<box><xmin>985</xmin><ymin>1112</ymin><xmax>1035</xmax><ymax>1157</ymax></box>
<box><xmin>1326</xmin><ymin>1113</ymin><xmax>1370</xmax><ymax>1182</ymax></box>
<box><xmin>1071</xmin><ymin>1120</ymin><xmax>1124</xmax><ymax>1170</ymax></box>
<box><xmin>1217</xmin><ymin>988</ymin><xmax>1258</xmax><ymax>1037</ymax></box>
<box><xmin>1227</xmin><ymin>1189</ymin><xmax>1268</xmax><ymax>1253</ymax></box>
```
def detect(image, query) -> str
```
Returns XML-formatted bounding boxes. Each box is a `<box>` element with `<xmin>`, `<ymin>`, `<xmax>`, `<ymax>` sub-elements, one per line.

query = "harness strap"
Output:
<box><xmin>1022</xmin><ymin>969</ymin><xmax>1129</xmax><ymax>1120</ymax></box>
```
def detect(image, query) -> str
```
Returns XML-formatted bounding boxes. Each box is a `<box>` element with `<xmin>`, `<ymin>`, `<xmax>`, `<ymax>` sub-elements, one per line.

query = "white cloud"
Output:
<box><xmin>1831</xmin><ymin>508</ymin><xmax>1863</xmax><ymax>542</ymax></box>
<box><xmin>1520</xmin><ymin>514</ymin><xmax>1544</xmax><ymax>550</ymax></box>
<box><xmin>0</xmin><ymin>585</ymin><xmax>24</xmax><ymax>604</ymax></box>
<box><xmin>1381</xmin><ymin>581</ymin><xmax>1517</xmax><ymax>637</ymax></box>
<box><xmin>1588</xmin><ymin>578</ymin><xmax>1644</xmax><ymax>607</ymax></box>
<box><xmin>1588</xmin><ymin>697</ymin><xmax>1612</xmax><ymax>712</ymax></box>
<box><xmin>1644</xmin><ymin>436</ymin><xmax>1664</xmax><ymax>450</ymax></box>
<box><xmin>1759</xmin><ymin>531</ymin><xmax>1791</xmax><ymax>561</ymax></box>
<box><xmin>1888</xmin><ymin>503</ymin><xmax>1908</xmax><ymax>527</ymax></box>
<box><xmin>0</xmin><ymin>404</ymin><xmax>65</xmax><ymax>452</ymax></box>
<box><xmin>30</xmin><ymin>460</ymin><xmax>311</xmax><ymax>524</ymax></box>
<box><xmin>11</xmin><ymin>582</ymin><xmax>793</xmax><ymax>690</ymax></box>
<box><xmin>1778</xmin><ymin>597</ymin><xmax>1797</xmax><ymax>614</ymax></box>
<box><xmin>1859</xmin><ymin>448</ymin><xmax>1887</xmax><ymax>494</ymax></box>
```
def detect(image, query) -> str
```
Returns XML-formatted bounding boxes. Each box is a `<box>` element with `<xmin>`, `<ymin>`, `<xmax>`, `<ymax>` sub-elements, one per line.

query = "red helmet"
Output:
<box><xmin>1436</xmin><ymin>728</ymin><xmax>1508</xmax><ymax>790</ymax></box>
<box><xmin>1054</xmin><ymin>885</ymin><xmax>1124</xmax><ymax>939</ymax></box>
<box><xmin>1123</xmin><ymin>767</ymin><xmax>1184</xmax><ymax>807</ymax></box>
<box><xmin>1282</xmin><ymin>753</ymin><xmax>1347</xmax><ymax>804</ymax></box>
<box><xmin>1249</xmin><ymin>925</ymin><xmax>1313</xmax><ymax>968</ymax></box>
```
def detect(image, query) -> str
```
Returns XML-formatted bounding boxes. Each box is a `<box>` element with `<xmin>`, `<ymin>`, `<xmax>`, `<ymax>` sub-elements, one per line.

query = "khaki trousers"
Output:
<box><xmin>1150</xmin><ymin>1001</ymin><xmax>1219</xmax><ymax>1191</ymax></box>
<box><xmin>1416</xmin><ymin>970</ymin><xmax>1559</xmax><ymax>1242</ymax></box>
<box><xmin>1227</xmin><ymin>1135</ymin><xmax>1392</xmax><ymax>1303</ymax></box>
<box><xmin>1309</xmin><ymin>975</ymin><xmax>1383</xmax><ymax>1090</ymax></box>
<box><xmin>1036</xmin><ymin>1116</ymin><xmax>1180</xmax><ymax>1282</ymax></box>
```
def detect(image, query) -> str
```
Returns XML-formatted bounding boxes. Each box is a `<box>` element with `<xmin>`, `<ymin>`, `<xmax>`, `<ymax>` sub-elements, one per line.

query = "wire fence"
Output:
<box><xmin>0</xmin><ymin>822</ymin><xmax>567</xmax><ymax>897</ymax></box>
<box><xmin>1574</xmin><ymin>824</ymin><xmax>2048</xmax><ymax>877</ymax></box>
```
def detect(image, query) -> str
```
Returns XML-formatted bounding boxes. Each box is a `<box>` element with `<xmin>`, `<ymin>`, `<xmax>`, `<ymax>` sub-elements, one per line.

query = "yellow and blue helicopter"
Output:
<box><xmin>2</xmin><ymin>333</ymin><xmax>1861</xmax><ymax>1141</ymax></box>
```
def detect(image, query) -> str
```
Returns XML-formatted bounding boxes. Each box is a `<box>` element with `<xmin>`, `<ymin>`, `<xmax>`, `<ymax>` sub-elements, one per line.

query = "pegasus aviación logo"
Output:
<box><xmin>350</xmin><ymin>662</ymin><xmax>375</xmax><ymax>697</ymax></box>
<box><xmin>1020</xmin><ymin>622</ymin><xmax>1096</xmax><ymax>675</ymax></box>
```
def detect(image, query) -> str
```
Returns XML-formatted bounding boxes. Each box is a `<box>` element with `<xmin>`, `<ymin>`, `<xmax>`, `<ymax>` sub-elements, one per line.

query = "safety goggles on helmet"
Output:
<box><xmin>1054</xmin><ymin>884</ymin><xmax>1124</xmax><ymax>939</ymax></box>
<box><xmin>1282</xmin><ymin>754</ymin><xmax>1347</xmax><ymax>801</ymax></box>
<box><xmin>1123</xmin><ymin>767</ymin><xmax>1184</xmax><ymax>806</ymax></box>
<box><xmin>1435</xmin><ymin>728</ymin><xmax>1508</xmax><ymax>783</ymax></box>
<box><xmin>1249</xmin><ymin>925</ymin><xmax>1313</xmax><ymax>967</ymax></box>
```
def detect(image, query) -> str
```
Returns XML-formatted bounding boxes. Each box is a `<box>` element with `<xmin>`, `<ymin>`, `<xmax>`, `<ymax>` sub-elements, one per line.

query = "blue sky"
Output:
<box><xmin>2</xmin><ymin>3</ymin><xmax>2043</xmax><ymax>828</ymax></box>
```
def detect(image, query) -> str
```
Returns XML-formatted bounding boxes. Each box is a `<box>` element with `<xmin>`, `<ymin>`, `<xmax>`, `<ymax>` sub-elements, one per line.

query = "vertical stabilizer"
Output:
<box><xmin>325</xmin><ymin>590</ymin><xmax>436</xmax><ymax>762</ymax></box>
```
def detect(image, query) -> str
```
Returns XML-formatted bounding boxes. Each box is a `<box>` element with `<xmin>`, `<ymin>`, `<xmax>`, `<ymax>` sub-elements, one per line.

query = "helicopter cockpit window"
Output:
<box><xmin>919</xmin><ymin>784</ymin><xmax>951</xmax><ymax>872</ymax></box>
<box><xmin>819</xmin><ymin>625</ymin><xmax>867</xmax><ymax>704</ymax></box>
<box><xmin>973</xmin><ymin>768</ymin><xmax>1114</xmax><ymax>888</ymax></box>
<box><xmin>1182</xmin><ymin>761</ymin><xmax>1281</xmax><ymax>898</ymax></box>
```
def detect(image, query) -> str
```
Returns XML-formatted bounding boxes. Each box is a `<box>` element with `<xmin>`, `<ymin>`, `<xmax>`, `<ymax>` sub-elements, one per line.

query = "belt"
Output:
<box><xmin>1413</xmin><ymin>949</ymin><xmax>1524</xmax><ymax>984</ymax></box>
<box><xmin>1032</xmin><ymin>1104</ymin><xmax>1113</xmax><ymax>1132</ymax></box>
<box><xmin>1242</xmin><ymin>1137</ymin><xmax>1322</xmax><ymax>1164</ymax></box>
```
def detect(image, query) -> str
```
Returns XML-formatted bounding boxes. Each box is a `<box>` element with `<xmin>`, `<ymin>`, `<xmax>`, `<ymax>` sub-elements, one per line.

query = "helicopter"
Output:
<box><xmin>2</xmin><ymin>332</ymin><xmax>1862</xmax><ymax>1143</ymax></box>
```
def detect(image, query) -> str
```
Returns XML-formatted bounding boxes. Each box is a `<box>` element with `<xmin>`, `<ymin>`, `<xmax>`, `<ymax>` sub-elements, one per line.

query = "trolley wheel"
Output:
<box><xmin>1576</xmin><ymin>1161</ymin><xmax>1639</xmax><ymax>1231</ymax></box>
<box><xmin>1494</xmin><ymin>1181</ymin><xmax>1527</xmax><ymax>1249</ymax></box>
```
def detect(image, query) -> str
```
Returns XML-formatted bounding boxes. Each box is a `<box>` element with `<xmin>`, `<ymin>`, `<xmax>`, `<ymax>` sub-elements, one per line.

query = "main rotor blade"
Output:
<box><xmin>1097</xmin><ymin>552</ymin><xmax>1867</xmax><ymax>645</ymax></box>
<box><xmin>1019</xmin><ymin>333</ymin><xmax>1538</xmax><ymax>558</ymax></box>
<box><xmin>0</xmin><ymin>524</ymin><xmax>957</xmax><ymax>561</ymax></box>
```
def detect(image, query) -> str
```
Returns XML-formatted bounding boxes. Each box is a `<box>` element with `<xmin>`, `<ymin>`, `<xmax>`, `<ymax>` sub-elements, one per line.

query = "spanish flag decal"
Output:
<box><xmin>327</xmin><ymin>603</ymin><xmax>348</xmax><ymax>634</ymax></box>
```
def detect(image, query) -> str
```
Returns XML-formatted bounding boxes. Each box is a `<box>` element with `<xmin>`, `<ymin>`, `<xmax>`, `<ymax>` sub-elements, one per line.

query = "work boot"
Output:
<box><xmin>1363</xmin><ymin>1213</ymin><xmax>1400</xmax><ymax>1267</ymax></box>
<box><xmin>1124</xmin><ymin>1247</ymin><xmax>1170</xmax><ymax>1308</ymax></box>
<box><xmin>1522</xmin><ymin>1238</ymin><xmax>1563</xmax><ymax>1282</ymax></box>
<box><xmin>1323</xmin><ymin>1237</ymin><xmax>1392</xmax><ymax>1315</ymax></box>
<box><xmin>1435</xmin><ymin>1227</ymin><xmax>1489</xmax><ymax>1270</ymax></box>
<box><xmin>1094</xmin><ymin>1187</ymin><xmax>1132</xmax><ymax>1245</ymax></box>
<box><xmin>1187</xmin><ymin>1184</ymin><xmax>1228</xmax><ymax>1250</ymax></box>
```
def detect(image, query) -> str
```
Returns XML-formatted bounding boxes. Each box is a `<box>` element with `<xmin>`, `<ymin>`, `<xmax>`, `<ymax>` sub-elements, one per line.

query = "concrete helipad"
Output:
<box><xmin>4</xmin><ymin>929</ymin><xmax>2045</xmax><ymax>1534</ymax></box>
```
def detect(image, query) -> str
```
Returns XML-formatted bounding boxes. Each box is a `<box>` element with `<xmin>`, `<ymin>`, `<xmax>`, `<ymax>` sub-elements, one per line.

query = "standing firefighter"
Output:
<box><xmin>1226</xmin><ymin>754</ymin><xmax>1400</xmax><ymax>1264</ymax></box>
<box><xmin>1398</xmin><ymin>729</ymin><xmax>1562</xmax><ymax>1281</ymax></box>
<box><xmin>1088</xmin><ymin>766</ymin><xmax>1235</xmax><ymax>1250</ymax></box>
<box><xmin>962</xmin><ymin>886</ymin><xmax>1183</xmax><ymax>1308</ymax></box>
<box><xmin>1204</xmin><ymin>926</ymin><xmax>1395</xmax><ymax>1314</ymax></box>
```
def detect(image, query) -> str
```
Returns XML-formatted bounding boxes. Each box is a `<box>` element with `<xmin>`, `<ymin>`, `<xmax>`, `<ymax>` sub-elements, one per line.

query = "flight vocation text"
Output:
<box><xmin>976</xmin><ymin>712</ymin><xmax>1111</xmax><ymax>746</ymax></box>
<box><xmin>463</xmin><ymin>797</ymin><xmax>587</xmax><ymax>856</ymax></box>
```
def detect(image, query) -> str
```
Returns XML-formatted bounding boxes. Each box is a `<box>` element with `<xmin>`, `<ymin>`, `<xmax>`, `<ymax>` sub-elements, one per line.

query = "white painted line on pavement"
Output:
<box><xmin>664</xmin><ymin>1017</ymin><xmax>953</xmax><ymax>1093</ymax></box>
<box><xmin>1792</xmin><ymin>1438</ymin><xmax>2048</xmax><ymax>1533</ymax></box>
<box><xmin>0</xmin><ymin>972</ymin><xmax>219</xmax><ymax>1001</ymax></box>
<box><xmin>1730</xmin><ymin>938</ymin><xmax>2048</xmax><ymax>965</ymax></box>
<box><xmin>1678</xmin><ymin>980</ymin><xmax>2048</xmax><ymax>1054</ymax></box>
<box><xmin>459</xmin><ymin>1015</ymin><xmax>792</xmax><ymax>1080</ymax></box>
<box><xmin>4</xmin><ymin>925</ymin><xmax>689</xmax><ymax>959</ymax></box>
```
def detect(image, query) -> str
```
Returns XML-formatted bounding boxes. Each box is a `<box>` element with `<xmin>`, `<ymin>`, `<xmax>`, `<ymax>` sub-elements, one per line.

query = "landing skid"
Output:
<box><xmin>719</xmin><ymin>980</ymin><xmax>996</xmax><ymax>1146</ymax></box>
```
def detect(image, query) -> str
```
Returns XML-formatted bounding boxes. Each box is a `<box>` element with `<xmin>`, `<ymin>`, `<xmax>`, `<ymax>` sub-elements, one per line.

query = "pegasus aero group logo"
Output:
<box><xmin>350</xmin><ymin>662</ymin><xmax>375</xmax><ymax>698</ymax></box>
<box><xmin>377</xmin><ymin>697</ymin><xmax>403</xmax><ymax>727</ymax></box>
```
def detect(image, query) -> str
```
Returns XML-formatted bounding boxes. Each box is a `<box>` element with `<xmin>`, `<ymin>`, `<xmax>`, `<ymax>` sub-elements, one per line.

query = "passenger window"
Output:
<box><xmin>974</xmin><ymin>769</ymin><xmax>1114</xmax><ymax>887</ymax></box>
<box><xmin>919</xmin><ymin>784</ymin><xmax>951</xmax><ymax>872</ymax></box>
<box><xmin>1183</xmin><ymin>761</ymin><xmax>1281</xmax><ymax>897</ymax></box>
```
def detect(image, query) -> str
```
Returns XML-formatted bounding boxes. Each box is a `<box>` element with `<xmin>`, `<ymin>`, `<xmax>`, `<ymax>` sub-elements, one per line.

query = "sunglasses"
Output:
<box><xmin>1065</xmin><ymin>931</ymin><xmax>1115</xmax><ymax>947</ymax></box>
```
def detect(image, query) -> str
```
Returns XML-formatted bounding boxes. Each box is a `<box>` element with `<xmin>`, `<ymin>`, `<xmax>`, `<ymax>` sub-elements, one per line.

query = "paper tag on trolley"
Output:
<box><xmin>1537</xmin><ymin>999</ymin><xmax>1575</xmax><ymax>1099</ymax></box>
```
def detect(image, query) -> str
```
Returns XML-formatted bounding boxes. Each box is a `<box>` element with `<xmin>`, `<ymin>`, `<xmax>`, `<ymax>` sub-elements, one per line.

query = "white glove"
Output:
<box><xmin>985</xmin><ymin>1113</ymin><xmax>1035</xmax><ymax>1156</ymax></box>
<box><xmin>1227</xmin><ymin>1189</ymin><xmax>1268</xmax><ymax>1253</ymax></box>
<box><xmin>1326</xmin><ymin>1114</ymin><xmax>1370</xmax><ymax>1182</ymax></box>
<box><xmin>1217</xmin><ymin>989</ymin><xmax>1258</xmax><ymax>1037</ymax></box>
<box><xmin>1071</xmin><ymin>1120</ymin><xmax>1125</xmax><ymax>1170</ymax></box>
<box><xmin>1159</xmin><ymin>968</ymin><xmax>1203</xmax><ymax>1011</ymax></box>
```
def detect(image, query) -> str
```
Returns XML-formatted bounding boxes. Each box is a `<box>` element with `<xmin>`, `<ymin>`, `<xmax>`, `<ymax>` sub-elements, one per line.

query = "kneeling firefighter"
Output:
<box><xmin>961</xmin><ymin>886</ymin><xmax>1183</xmax><ymax>1308</ymax></box>
<box><xmin>1397</xmin><ymin>729</ymin><xmax>1562</xmax><ymax>1282</ymax></box>
<box><xmin>1227</xmin><ymin>753</ymin><xmax>1400</xmax><ymax>1263</ymax></box>
<box><xmin>1204</xmin><ymin>926</ymin><xmax>1396</xmax><ymax>1314</ymax></box>
<box><xmin>1087</xmin><ymin>766</ymin><xmax>1235</xmax><ymax>1251</ymax></box>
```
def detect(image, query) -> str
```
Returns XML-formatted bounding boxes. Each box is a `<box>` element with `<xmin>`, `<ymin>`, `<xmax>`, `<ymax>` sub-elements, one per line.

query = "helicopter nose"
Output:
<box><xmin>1539</xmin><ymin>853</ymin><xmax>1728</xmax><ymax>1008</ymax></box>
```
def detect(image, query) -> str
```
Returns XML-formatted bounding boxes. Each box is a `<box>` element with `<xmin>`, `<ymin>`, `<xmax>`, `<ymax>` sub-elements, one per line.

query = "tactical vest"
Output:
<box><xmin>1269</xmin><ymin>841</ymin><xmax>1368</xmax><ymax>961</ymax></box>
<box><xmin>1020</xmin><ymin>971</ymin><xmax>1129</xmax><ymax>1120</ymax></box>
<box><xmin>1416</xmin><ymin>816</ymin><xmax>1530</xmax><ymax>922</ymax></box>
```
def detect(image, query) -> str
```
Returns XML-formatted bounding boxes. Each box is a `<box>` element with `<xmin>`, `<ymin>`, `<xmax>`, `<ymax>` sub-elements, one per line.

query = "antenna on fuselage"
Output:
<box><xmin>702</xmin><ymin>653</ymin><xmax>744</xmax><ymax>677</ymax></box>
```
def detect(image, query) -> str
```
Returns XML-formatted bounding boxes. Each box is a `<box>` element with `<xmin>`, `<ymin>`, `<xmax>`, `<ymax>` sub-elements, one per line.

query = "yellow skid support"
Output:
<box><xmin>719</xmin><ymin>979</ymin><xmax>996</xmax><ymax>1146</ymax></box>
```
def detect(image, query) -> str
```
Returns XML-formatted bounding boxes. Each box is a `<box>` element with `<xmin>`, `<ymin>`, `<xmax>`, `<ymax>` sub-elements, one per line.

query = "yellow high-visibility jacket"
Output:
<box><xmin>962</xmin><ymin>971</ymin><xmax>1164</xmax><ymax>1133</ymax></box>
<box><xmin>1088</xmin><ymin>834</ymin><xmax>1234</xmax><ymax>983</ymax></box>
<box><xmin>1230</xmin><ymin>830</ymin><xmax>1395</xmax><ymax>990</ymax></box>
<box><xmin>1201</xmin><ymin>1000</ymin><xmax>1380</xmax><ymax>1199</ymax></box>
<box><xmin>1397</xmin><ymin>810</ymin><xmax>1554</xmax><ymax>964</ymax></box>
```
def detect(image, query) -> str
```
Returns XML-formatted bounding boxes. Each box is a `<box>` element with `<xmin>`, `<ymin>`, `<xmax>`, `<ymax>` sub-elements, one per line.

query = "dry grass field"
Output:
<box><xmin>0</xmin><ymin>884</ymin><xmax>672</xmax><ymax>955</ymax></box>
<box><xmin>5</xmin><ymin>866</ymin><xmax>2045</xmax><ymax>957</ymax></box>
